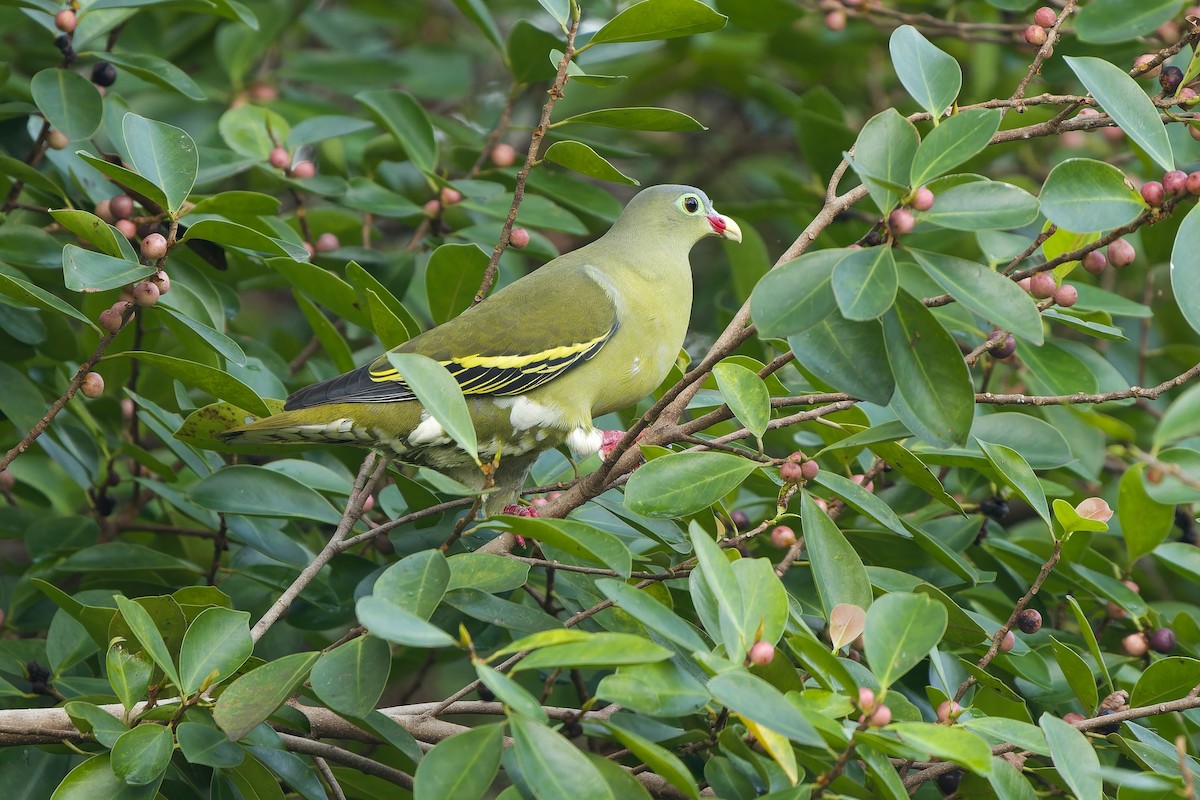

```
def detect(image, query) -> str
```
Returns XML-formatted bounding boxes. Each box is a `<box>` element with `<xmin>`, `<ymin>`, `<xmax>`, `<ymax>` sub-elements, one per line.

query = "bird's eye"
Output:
<box><xmin>682</xmin><ymin>195</ymin><xmax>700</xmax><ymax>213</ymax></box>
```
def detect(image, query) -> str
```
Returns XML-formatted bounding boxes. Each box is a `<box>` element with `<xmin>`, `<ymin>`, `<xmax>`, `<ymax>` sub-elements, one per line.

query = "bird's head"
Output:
<box><xmin>612</xmin><ymin>184</ymin><xmax>742</xmax><ymax>247</ymax></box>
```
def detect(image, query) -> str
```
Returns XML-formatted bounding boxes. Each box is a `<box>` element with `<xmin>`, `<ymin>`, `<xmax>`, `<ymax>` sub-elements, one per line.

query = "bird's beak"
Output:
<box><xmin>708</xmin><ymin>213</ymin><xmax>742</xmax><ymax>243</ymax></box>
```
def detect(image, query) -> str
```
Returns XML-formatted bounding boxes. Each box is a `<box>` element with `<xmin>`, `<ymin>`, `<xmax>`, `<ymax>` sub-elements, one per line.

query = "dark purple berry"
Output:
<box><xmin>1095</xmin><ymin>708</ymin><xmax>1121</xmax><ymax>734</ymax></box>
<box><xmin>1161</xmin><ymin>66</ymin><xmax>1184</xmax><ymax>94</ymax></box>
<box><xmin>987</xmin><ymin>334</ymin><xmax>1017</xmax><ymax>360</ymax></box>
<box><xmin>91</xmin><ymin>61</ymin><xmax>117</xmax><ymax>87</ymax></box>
<box><xmin>1148</xmin><ymin>627</ymin><xmax>1176</xmax><ymax>653</ymax></box>
<box><xmin>731</xmin><ymin>510</ymin><xmax>750</xmax><ymax>530</ymax></box>
<box><xmin>1016</xmin><ymin>608</ymin><xmax>1042</xmax><ymax>634</ymax></box>
<box><xmin>980</xmin><ymin>496</ymin><xmax>1010</xmax><ymax>520</ymax></box>
<box><xmin>936</xmin><ymin>769</ymin><xmax>963</xmax><ymax>795</ymax></box>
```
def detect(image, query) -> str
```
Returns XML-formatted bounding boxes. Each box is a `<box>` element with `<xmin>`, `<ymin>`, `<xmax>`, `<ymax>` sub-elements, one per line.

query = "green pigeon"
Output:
<box><xmin>218</xmin><ymin>184</ymin><xmax>741</xmax><ymax>513</ymax></box>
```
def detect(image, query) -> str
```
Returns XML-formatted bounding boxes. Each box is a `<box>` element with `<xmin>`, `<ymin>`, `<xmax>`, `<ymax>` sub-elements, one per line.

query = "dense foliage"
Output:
<box><xmin>3</xmin><ymin>0</ymin><xmax>1200</xmax><ymax>797</ymax></box>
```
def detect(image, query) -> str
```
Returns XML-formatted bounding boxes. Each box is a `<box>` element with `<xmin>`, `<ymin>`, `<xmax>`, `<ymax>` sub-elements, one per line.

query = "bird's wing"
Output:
<box><xmin>284</xmin><ymin>263</ymin><xmax>619</xmax><ymax>409</ymax></box>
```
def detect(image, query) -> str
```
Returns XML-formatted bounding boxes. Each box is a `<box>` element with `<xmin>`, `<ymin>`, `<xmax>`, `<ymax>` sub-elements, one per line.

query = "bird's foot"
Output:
<box><xmin>599</xmin><ymin>429</ymin><xmax>647</xmax><ymax>461</ymax></box>
<box><xmin>501</xmin><ymin>504</ymin><xmax>538</xmax><ymax>547</ymax></box>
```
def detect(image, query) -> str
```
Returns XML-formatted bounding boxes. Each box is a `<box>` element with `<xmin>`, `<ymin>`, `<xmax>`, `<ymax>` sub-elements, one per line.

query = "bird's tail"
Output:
<box><xmin>216</xmin><ymin>410</ymin><xmax>380</xmax><ymax>447</ymax></box>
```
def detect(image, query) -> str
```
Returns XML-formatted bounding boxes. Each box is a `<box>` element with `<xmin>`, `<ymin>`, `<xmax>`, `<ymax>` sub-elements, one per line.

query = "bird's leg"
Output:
<box><xmin>599</xmin><ymin>428</ymin><xmax>648</xmax><ymax>461</ymax></box>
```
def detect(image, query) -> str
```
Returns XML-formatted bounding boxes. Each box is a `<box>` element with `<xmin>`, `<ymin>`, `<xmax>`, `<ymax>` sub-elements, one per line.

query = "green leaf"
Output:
<box><xmin>356</xmin><ymin>595</ymin><xmax>457</xmax><ymax>648</ymax></box>
<box><xmin>1040</xmin><ymin>713</ymin><xmax>1101</xmax><ymax>800</ymax></box>
<box><xmin>286</xmin><ymin>115</ymin><xmax>374</xmax><ymax>149</ymax></box>
<box><xmin>542</xmin><ymin>141</ymin><xmax>638</xmax><ymax>186</ymax></box>
<box><xmin>539</xmin><ymin>0</ymin><xmax>570</xmax><ymax>26</ymax></box>
<box><xmin>51</xmin><ymin>209</ymin><xmax>125</xmax><ymax>258</ymax></box>
<box><xmin>113</xmin><ymin>351</ymin><xmax>270</xmax><ymax>417</ymax></box>
<box><xmin>810</xmin><ymin>469</ymin><xmax>910</xmax><ymax>538</ymax></box>
<box><xmin>749</xmin><ymin>248</ymin><xmax>843</xmax><ymax>336</ymax></box>
<box><xmin>387</xmin><ymin>352</ymin><xmax>479</xmax><ymax>465</ymax></box>
<box><xmin>863</xmin><ymin>592</ymin><xmax>947</xmax><ymax>689</ymax></box>
<box><xmin>1075</xmin><ymin>0</ymin><xmax>1182</xmax><ymax>44</ymax></box>
<box><xmin>832</xmin><ymin>246</ymin><xmax>897</xmax><ymax>320</ymax></box>
<box><xmin>707</xmin><ymin>671</ymin><xmax>823</xmax><ymax>746</ymax></box>
<box><xmin>597</xmin><ymin>661</ymin><xmax>709</xmax><ymax>717</ymax></box>
<box><xmin>450</xmin><ymin>0</ymin><xmax>506</xmax><ymax>55</ymax></box>
<box><xmin>713</xmin><ymin>361</ymin><xmax>770</xmax><ymax>438</ymax></box>
<box><xmin>474</xmin><ymin>662</ymin><xmax>547</xmax><ymax>721</ymax></box>
<box><xmin>414</xmin><ymin>724</ymin><xmax>504</xmax><ymax>800</ymax></box>
<box><xmin>447</xmin><ymin>552</ymin><xmax>529</xmax><ymax>593</ymax></box>
<box><xmin>373</xmin><ymin>549</ymin><xmax>450</xmax><ymax>620</ymax></box>
<box><xmin>788</xmin><ymin>313</ymin><xmax>895</xmax><ymax>405</ymax></box>
<box><xmin>113</xmin><ymin>595</ymin><xmax>183</xmax><ymax>692</ymax></box>
<box><xmin>426</xmin><ymin>243</ymin><xmax>489</xmax><ymax>325</ymax></box>
<box><xmin>849</xmin><ymin>108</ymin><xmax>920</xmax><ymax>214</ymax></box>
<box><xmin>961</xmin><ymin>717</ymin><xmax>1049</xmax><ymax>756</ymax></box>
<box><xmin>555</xmin><ymin>107</ymin><xmax>705</xmax><ymax>132</ymax></box>
<box><xmin>157</xmin><ymin>304</ymin><xmax>248</xmax><ymax>367</ymax></box>
<box><xmin>356</xmin><ymin>89</ymin><xmax>438</xmax><ymax>172</ymax></box>
<box><xmin>50</xmin><ymin>754</ymin><xmax>161</xmax><ymax>800</ymax></box>
<box><xmin>1040</xmin><ymin>158</ymin><xmax>1145</xmax><ymax>233</ymax></box>
<box><xmin>213</xmin><ymin>652</ymin><xmax>320</xmax><ymax>741</ymax></box>
<box><xmin>178</xmin><ymin>607</ymin><xmax>252</xmax><ymax>694</ymax></box>
<box><xmin>181</xmin><ymin>219</ymin><xmax>308</xmax><ymax>260</ymax></box>
<box><xmin>889</xmin><ymin>25</ymin><xmax>962</xmax><ymax>118</ymax></box>
<box><xmin>1064</xmin><ymin>56</ymin><xmax>1173</xmax><ymax>172</ymax></box>
<box><xmin>624</xmin><ymin>451</ymin><xmax>758</xmax><ymax>517</ymax></box>
<box><xmin>509</xmin><ymin>715</ymin><xmax>616</xmax><ymax>800</ymax></box>
<box><xmin>30</xmin><ymin>68</ymin><xmax>103</xmax><ymax>141</ymax></box>
<box><xmin>269</xmin><ymin>256</ymin><xmax>371</xmax><ymax>329</ymax></box>
<box><xmin>86</xmin><ymin>51</ymin><xmax>206</xmax><ymax>100</ymax></box>
<box><xmin>882</xmin><ymin>289</ymin><xmax>973</xmax><ymax>448</ymax></box>
<box><xmin>65</xmin><ymin>701</ymin><xmax>129</xmax><ymax>748</ymax></box>
<box><xmin>107</xmin><ymin>641</ymin><xmax>153</xmax><ymax>714</ymax></box>
<box><xmin>910</xmin><ymin>108</ymin><xmax>1001</xmax><ymax>187</ymax></box>
<box><xmin>76</xmin><ymin>152</ymin><xmax>169</xmax><ymax>211</ymax></box>
<box><xmin>123</xmin><ymin>113</ymin><xmax>198</xmax><ymax>214</ymax></box>
<box><xmin>1155</xmin><ymin>381</ymin><xmax>1200</xmax><ymax>446</ymax></box>
<box><xmin>909</xmin><ymin>249</ymin><xmax>1043</xmax><ymax>344</ymax></box>
<box><xmin>189</xmin><ymin>465</ymin><xmax>342</xmax><ymax>524</ymax></box>
<box><xmin>176</xmin><ymin>721</ymin><xmax>245</xmax><ymax>768</ymax></box>
<box><xmin>589</xmin><ymin>0</ymin><xmax>727</xmax><ymax>45</ymax></box>
<box><xmin>1130</xmin><ymin>656</ymin><xmax>1200</xmax><ymax>707</ymax></box>
<box><xmin>0</xmin><ymin>270</ymin><xmax>96</xmax><ymax>329</ymax></box>
<box><xmin>603</xmin><ymin>722</ymin><xmax>700</xmax><ymax>800</ymax></box>
<box><xmin>62</xmin><ymin>244</ymin><xmax>154</xmax><ymax>293</ymax></box>
<box><xmin>977</xmin><ymin>440</ymin><xmax>1050</xmax><ymax>527</ymax></box>
<box><xmin>111</xmin><ymin>724</ymin><xmax>173</xmax><ymax>786</ymax></box>
<box><xmin>1050</xmin><ymin>637</ymin><xmax>1098</xmax><ymax>713</ymax></box>
<box><xmin>1171</xmin><ymin>202</ymin><xmax>1200</xmax><ymax>337</ymax></box>
<box><xmin>1118</xmin><ymin>464</ymin><xmax>1174</xmax><ymax>563</ymax></box>
<box><xmin>689</xmin><ymin>522</ymin><xmax>747</xmax><ymax>658</ymax></box>
<box><xmin>512</xmin><ymin>633</ymin><xmax>672</xmax><ymax>672</ymax></box>
<box><xmin>890</xmin><ymin>723</ymin><xmax>992</xmax><ymax>775</ymax></box>
<box><xmin>802</xmin><ymin>490</ymin><xmax>873</xmax><ymax>617</ymax></box>
<box><xmin>491</xmin><ymin>517</ymin><xmax>632</xmax><ymax>577</ymax></box>
<box><xmin>311</xmin><ymin>635</ymin><xmax>391</xmax><ymax>718</ymax></box>
<box><xmin>1066</xmin><ymin>595</ymin><xmax>1114</xmax><ymax>696</ymax></box>
<box><xmin>919</xmin><ymin>181</ymin><xmax>1040</xmax><ymax>230</ymax></box>
<box><xmin>595</xmin><ymin>578</ymin><xmax>708</xmax><ymax>652</ymax></box>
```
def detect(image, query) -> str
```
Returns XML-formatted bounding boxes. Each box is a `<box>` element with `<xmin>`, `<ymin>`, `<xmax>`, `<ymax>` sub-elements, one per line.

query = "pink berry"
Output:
<box><xmin>1122</xmin><ymin>632</ymin><xmax>1148</xmax><ymax>656</ymax></box>
<box><xmin>440</xmin><ymin>187</ymin><xmax>462</xmax><ymax>206</ymax></box>
<box><xmin>1017</xmin><ymin>277</ymin><xmax>1032</xmax><ymax>292</ymax></box>
<box><xmin>361</xmin><ymin>495</ymin><xmax>375</xmax><ymax>513</ymax></box>
<box><xmin>1029</xmin><ymin>272</ymin><xmax>1056</xmax><ymax>299</ymax></box>
<box><xmin>291</xmin><ymin>161</ymin><xmax>316</xmax><ymax>179</ymax></box>
<box><xmin>94</xmin><ymin>200</ymin><xmax>114</xmax><ymax>223</ymax></box>
<box><xmin>54</xmin><ymin>9</ymin><xmax>76</xmax><ymax>33</ymax></box>
<box><xmin>510</xmin><ymin>227</ymin><xmax>531</xmax><ymax>249</ymax></box>
<box><xmin>115</xmin><ymin>219</ymin><xmax>137</xmax><ymax>239</ymax></box>
<box><xmin>1180</xmin><ymin>87</ymin><xmax>1199</xmax><ymax>106</ymax></box>
<box><xmin>748</xmin><ymin>641</ymin><xmax>775</xmax><ymax>666</ymax></box>
<box><xmin>491</xmin><ymin>143</ymin><xmax>517</xmax><ymax>167</ymax></box>
<box><xmin>423</xmin><ymin>199</ymin><xmax>441</xmax><ymax>217</ymax></box>
<box><xmin>936</xmin><ymin>700</ymin><xmax>962</xmax><ymax>722</ymax></box>
<box><xmin>1159</xmin><ymin>21</ymin><xmax>1182</xmax><ymax>41</ymax></box>
<box><xmin>800</xmin><ymin>460</ymin><xmax>820</xmax><ymax>480</ymax></box>
<box><xmin>1082</xmin><ymin>251</ymin><xmax>1107</xmax><ymax>274</ymax></box>
<box><xmin>1108</xmin><ymin>238</ymin><xmax>1136</xmax><ymax>267</ymax></box>
<box><xmin>911</xmin><ymin>187</ymin><xmax>935</xmax><ymax>211</ymax></box>
<box><xmin>81</xmin><ymin>372</ymin><xmax>104</xmax><ymax>398</ymax></box>
<box><xmin>248</xmin><ymin>83</ymin><xmax>278</xmax><ymax>102</ymax></box>
<box><xmin>531</xmin><ymin>496</ymin><xmax>549</xmax><ymax>508</ymax></box>
<box><xmin>1188</xmin><ymin>172</ymin><xmax>1200</xmax><ymax>194</ymax></box>
<box><xmin>46</xmin><ymin>129</ymin><xmax>69</xmax><ymax>150</ymax></box>
<box><xmin>315</xmin><ymin>232</ymin><xmax>339</xmax><ymax>252</ymax></box>
<box><xmin>1063</xmin><ymin>712</ymin><xmax>1086</xmax><ymax>724</ymax></box>
<box><xmin>1141</xmin><ymin>180</ymin><xmax>1165</xmax><ymax>207</ymax></box>
<box><xmin>120</xmin><ymin>398</ymin><xmax>134</xmax><ymax>420</ymax></box>
<box><xmin>1053</xmin><ymin>284</ymin><xmax>1078</xmax><ymax>307</ymax></box>
<box><xmin>1164</xmin><ymin>170</ymin><xmax>1188</xmax><ymax>195</ymax></box>
<box><xmin>889</xmin><ymin>208</ymin><xmax>914</xmax><ymax>235</ymax></box>
<box><xmin>1102</xmin><ymin>125</ymin><xmax>1125</xmax><ymax>143</ymax></box>
<box><xmin>770</xmin><ymin>525</ymin><xmax>797</xmax><ymax>548</ymax></box>
<box><xmin>98</xmin><ymin>307</ymin><xmax>123</xmax><ymax>334</ymax></box>
<box><xmin>132</xmin><ymin>280</ymin><xmax>159</xmax><ymax>307</ymax></box>
<box><xmin>110</xmin><ymin>195</ymin><xmax>134</xmax><ymax>220</ymax></box>
<box><xmin>780</xmin><ymin>461</ymin><xmax>804</xmax><ymax>483</ymax></box>
<box><xmin>303</xmin><ymin>241</ymin><xmax>316</xmax><ymax>258</ymax></box>
<box><xmin>858</xmin><ymin>687</ymin><xmax>876</xmax><ymax>710</ymax></box>
<box><xmin>863</xmin><ymin>704</ymin><xmax>891</xmax><ymax>727</ymax></box>
<box><xmin>1034</xmin><ymin>6</ymin><xmax>1056</xmax><ymax>27</ymax></box>
<box><xmin>140</xmin><ymin>233</ymin><xmax>168</xmax><ymax>260</ymax></box>
<box><xmin>268</xmin><ymin>147</ymin><xmax>290</xmax><ymax>169</ymax></box>
<box><xmin>1135</xmin><ymin>54</ymin><xmax>1162</xmax><ymax>80</ymax></box>
<box><xmin>850</xmin><ymin>473</ymin><xmax>874</xmax><ymax>493</ymax></box>
<box><xmin>151</xmin><ymin>270</ymin><xmax>170</xmax><ymax>294</ymax></box>
<box><xmin>999</xmin><ymin>630</ymin><xmax>1016</xmax><ymax>653</ymax></box>
<box><xmin>825</xmin><ymin>10</ymin><xmax>846</xmax><ymax>31</ymax></box>
<box><xmin>1024</xmin><ymin>25</ymin><xmax>1047</xmax><ymax>46</ymax></box>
